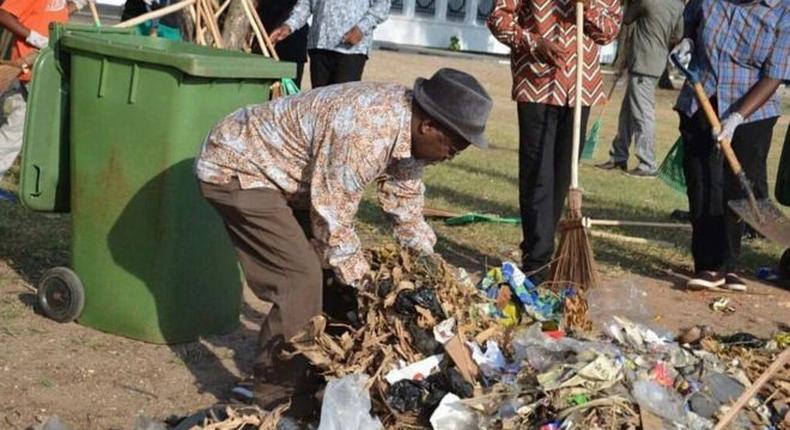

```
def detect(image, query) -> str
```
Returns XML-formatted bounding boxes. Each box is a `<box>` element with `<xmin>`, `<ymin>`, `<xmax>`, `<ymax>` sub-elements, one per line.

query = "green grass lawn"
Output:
<box><xmin>1</xmin><ymin>51</ymin><xmax>788</xmax><ymax>288</ymax></box>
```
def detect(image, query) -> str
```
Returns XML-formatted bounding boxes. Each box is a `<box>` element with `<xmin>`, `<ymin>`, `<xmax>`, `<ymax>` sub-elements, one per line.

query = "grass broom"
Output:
<box><xmin>550</xmin><ymin>0</ymin><xmax>598</xmax><ymax>298</ymax></box>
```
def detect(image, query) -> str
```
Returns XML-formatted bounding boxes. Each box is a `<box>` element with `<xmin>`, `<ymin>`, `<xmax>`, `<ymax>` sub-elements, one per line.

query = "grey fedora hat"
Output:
<box><xmin>413</xmin><ymin>68</ymin><xmax>493</xmax><ymax>148</ymax></box>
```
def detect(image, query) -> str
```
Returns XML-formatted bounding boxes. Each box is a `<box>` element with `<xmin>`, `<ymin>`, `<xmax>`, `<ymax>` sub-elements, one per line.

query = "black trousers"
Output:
<box><xmin>308</xmin><ymin>49</ymin><xmax>367</xmax><ymax>88</ymax></box>
<box><xmin>679</xmin><ymin>106</ymin><xmax>777</xmax><ymax>273</ymax></box>
<box><xmin>518</xmin><ymin>102</ymin><xmax>590</xmax><ymax>278</ymax></box>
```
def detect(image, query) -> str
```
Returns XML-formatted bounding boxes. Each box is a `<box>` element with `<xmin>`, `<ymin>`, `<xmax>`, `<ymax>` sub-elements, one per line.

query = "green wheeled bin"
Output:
<box><xmin>20</xmin><ymin>25</ymin><xmax>294</xmax><ymax>343</ymax></box>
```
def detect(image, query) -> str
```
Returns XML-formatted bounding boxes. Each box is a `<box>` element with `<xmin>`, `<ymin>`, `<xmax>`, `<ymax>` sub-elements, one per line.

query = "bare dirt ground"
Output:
<box><xmin>1</xmin><ymin>49</ymin><xmax>788</xmax><ymax>429</ymax></box>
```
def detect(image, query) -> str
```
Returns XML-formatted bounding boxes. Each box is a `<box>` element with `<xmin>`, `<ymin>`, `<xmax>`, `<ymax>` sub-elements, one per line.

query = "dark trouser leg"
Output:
<box><xmin>681</xmin><ymin>109</ymin><xmax>727</xmax><ymax>272</ymax></box>
<box><xmin>518</xmin><ymin>102</ymin><xmax>590</xmax><ymax>280</ymax></box>
<box><xmin>329</xmin><ymin>53</ymin><xmax>367</xmax><ymax>84</ymax></box>
<box><xmin>309</xmin><ymin>49</ymin><xmax>335</xmax><ymax>88</ymax></box>
<box><xmin>519</xmin><ymin>103</ymin><xmax>558</xmax><ymax>278</ymax></box>
<box><xmin>294</xmin><ymin>62</ymin><xmax>306</xmax><ymax>89</ymax></box>
<box><xmin>553</xmin><ymin>105</ymin><xmax>590</xmax><ymax>227</ymax></box>
<box><xmin>199</xmin><ymin>180</ymin><xmax>323</xmax><ymax>411</ymax></box>
<box><xmin>680</xmin><ymin>107</ymin><xmax>776</xmax><ymax>272</ymax></box>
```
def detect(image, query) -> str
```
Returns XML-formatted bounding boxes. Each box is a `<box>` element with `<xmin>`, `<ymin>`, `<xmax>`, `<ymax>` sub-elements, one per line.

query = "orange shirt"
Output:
<box><xmin>1</xmin><ymin>0</ymin><xmax>70</xmax><ymax>81</ymax></box>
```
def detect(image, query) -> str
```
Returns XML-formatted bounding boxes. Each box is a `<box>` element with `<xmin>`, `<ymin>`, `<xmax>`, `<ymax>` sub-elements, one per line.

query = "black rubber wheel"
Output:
<box><xmin>37</xmin><ymin>267</ymin><xmax>84</xmax><ymax>323</ymax></box>
<box><xmin>781</xmin><ymin>248</ymin><xmax>790</xmax><ymax>279</ymax></box>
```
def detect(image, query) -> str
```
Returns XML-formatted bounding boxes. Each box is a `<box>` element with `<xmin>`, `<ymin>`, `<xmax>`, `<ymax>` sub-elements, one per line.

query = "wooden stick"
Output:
<box><xmin>589</xmin><ymin>230</ymin><xmax>675</xmax><ymax>248</ymax></box>
<box><xmin>115</xmin><ymin>0</ymin><xmax>197</xmax><ymax>28</ymax></box>
<box><xmin>214</xmin><ymin>0</ymin><xmax>232</xmax><ymax>18</ymax></box>
<box><xmin>713</xmin><ymin>348</ymin><xmax>790</xmax><ymax>430</ymax></box>
<box><xmin>88</xmin><ymin>0</ymin><xmax>102</xmax><ymax>27</ymax></box>
<box><xmin>239</xmin><ymin>0</ymin><xmax>269</xmax><ymax>57</ymax></box>
<box><xmin>570</xmin><ymin>0</ymin><xmax>584</xmax><ymax>191</ymax></box>
<box><xmin>199</xmin><ymin>0</ymin><xmax>224</xmax><ymax>47</ymax></box>
<box><xmin>423</xmin><ymin>207</ymin><xmax>461</xmax><ymax>218</ymax></box>
<box><xmin>244</xmin><ymin>0</ymin><xmax>279</xmax><ymax>60</ymax></box>
<box><xmin>588</xmin><ymin>219</ymin><xmax>692</xmax><ymax>229</ymax></box>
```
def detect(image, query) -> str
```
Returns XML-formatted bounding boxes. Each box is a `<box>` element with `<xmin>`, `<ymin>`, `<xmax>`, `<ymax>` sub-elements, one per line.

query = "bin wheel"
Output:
<box><xmin>781</xmin><ymin>248</ymin><xmax>790</xmax><ymax>279</ymax></box>
<box><xmin>37</xmin><ymin>267</ymin><xmax>84</xmax><ymax>323</ymax></box>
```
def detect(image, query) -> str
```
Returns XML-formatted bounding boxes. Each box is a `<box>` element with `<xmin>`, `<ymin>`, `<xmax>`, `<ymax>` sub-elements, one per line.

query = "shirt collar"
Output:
<box><xmin>391</xmin><ymin>90</ymin><xmax>414</xmax><ymax>160</ymax></box>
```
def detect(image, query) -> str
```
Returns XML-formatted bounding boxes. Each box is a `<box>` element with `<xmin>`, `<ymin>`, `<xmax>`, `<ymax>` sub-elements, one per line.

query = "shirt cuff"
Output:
<box><xmin>332</xmin><ymin>252</ymin><xmax>371</xmax><ymax>287</ymax></box>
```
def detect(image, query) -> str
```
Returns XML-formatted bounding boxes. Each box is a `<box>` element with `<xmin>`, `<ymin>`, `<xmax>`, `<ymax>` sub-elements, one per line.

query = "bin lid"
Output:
<box><xmin>60</xmin><ymin>32</ymin><xmax>295</xmax><ymax>79</ymax></box>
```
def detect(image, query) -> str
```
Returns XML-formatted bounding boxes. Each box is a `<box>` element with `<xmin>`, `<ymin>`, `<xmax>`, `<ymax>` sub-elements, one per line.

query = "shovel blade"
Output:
<box><xmin>728</xmin><ymin>199</ymin><xmax>790</xmax><ymax>247</ymax></box>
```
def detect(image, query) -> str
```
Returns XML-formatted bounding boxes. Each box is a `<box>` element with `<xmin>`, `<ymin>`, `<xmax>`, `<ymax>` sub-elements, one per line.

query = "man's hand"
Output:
<box><xmin>342</xmin><ymin>26</ymin><xmax>364</xmax><ymax>46</ymax></box>
<box><xmin>714</xmin><ymin>112</ymin><xmax>744</xmax><ymax>143</ymax></box>
<box><xmin>25</xmin><ymin>31</ymin><xmax>49</xmax><ymax>50</ymax></box>
<box><xmin>534</xmin><ymin>37</ymin><xmax>567</xmax><ymax>68</ymax></box>
<box><xmin>270</xmin><ymin>25</ymin><xmax>292</xmax><ymax>44</ymax></box>
<box><xmin>670</xmin><ymin>37</ymin><xmax>694</xmax><ymax>70</ymax></box>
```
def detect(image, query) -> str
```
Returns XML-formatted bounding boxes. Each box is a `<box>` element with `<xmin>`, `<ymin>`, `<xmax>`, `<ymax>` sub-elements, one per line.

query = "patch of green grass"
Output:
<box><xmin>38</xmin><ymin>376</ymin><xmax>55</xmax><ymax>388</ymax></box>
<box><xmin>358</xmin><ymin>54</ymin><xmax>789</xmax><ymax>278</ymax></box>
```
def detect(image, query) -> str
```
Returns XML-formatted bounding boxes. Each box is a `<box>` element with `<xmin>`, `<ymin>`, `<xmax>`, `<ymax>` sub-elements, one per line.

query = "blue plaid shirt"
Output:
<box><xmin>675</xmin><ymin>0</ymin><xmax>790</xmax><ymax>123</ymax></box>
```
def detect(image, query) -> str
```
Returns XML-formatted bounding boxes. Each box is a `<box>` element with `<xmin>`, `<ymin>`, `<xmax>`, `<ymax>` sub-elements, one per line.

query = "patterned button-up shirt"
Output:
<box><xmin>487</xmin><ymin>0</ymin><xmax>622</xmax><ymax>106</ymax></box>
<box><xmin>196</xmin><ymin>83</ymin><xmax>436</xmax><ymax>285</ymax></box>
<box><xmin>675</xmin><ymin>0</ymin><xmax>790</xmax><ymax>123</ymax></box>
<box><xmin>284</xmin><ymin>0</ymin><xmax>391</xmax><ymax>56</ymax></box>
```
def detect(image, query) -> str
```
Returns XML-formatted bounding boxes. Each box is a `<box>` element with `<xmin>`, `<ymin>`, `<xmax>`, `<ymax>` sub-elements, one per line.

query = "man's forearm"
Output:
<box><xmin>0</xmin><ymin>9</ymin><xmax>30</xmax><ymax>40</ymax></box>
<box><xmin>735</xmin><ymin>77</ymin><xmax>782</xmax><ymax>119</ymax></box>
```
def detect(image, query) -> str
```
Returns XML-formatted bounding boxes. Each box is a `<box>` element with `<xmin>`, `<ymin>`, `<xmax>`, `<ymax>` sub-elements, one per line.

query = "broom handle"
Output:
<box><xmin>571</xmin><ymin>0</ymin><xmax>584</xmax><ymax>190</ymax></box>
<box><xmin>115</xmin><ymin>0</ymin><xmax>197</xmax><ymax>28</ymax></box>
<box><xmin>713</xmin><ymin>347</ymin><xmax>789</xmax><ymax>430</ymax></box>
<box><xmin>88</xmin><ymin>0</ymin><xmax>102</xmax><ymax>27</ymax></box>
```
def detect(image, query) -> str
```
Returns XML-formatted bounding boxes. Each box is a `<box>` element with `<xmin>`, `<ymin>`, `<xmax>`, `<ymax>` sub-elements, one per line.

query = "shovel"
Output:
<box><xmin>670</xmin><ymin>54</ymin><xmax>790</xmax><ymax>247</ymax></box>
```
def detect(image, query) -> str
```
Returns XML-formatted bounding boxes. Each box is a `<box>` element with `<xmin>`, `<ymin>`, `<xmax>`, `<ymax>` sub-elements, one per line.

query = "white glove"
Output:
<box><xmin>25</xmin><ymin>30</ymin><xmax>49</xmax><ymax>50</ymax></box>
<box><xmin>69</xmin><ymin>0</ymin><xmax>87</xmax><ymax>10</ymax></box>
<box><xmin>670</xmin><ymin>37</ymin><xmax>694</xmax><ymax>70</ymax></box>
<box><xmin>714</xmin><ymin>112</ymin><xmax>744</xmax><ymax>142</ymax></box>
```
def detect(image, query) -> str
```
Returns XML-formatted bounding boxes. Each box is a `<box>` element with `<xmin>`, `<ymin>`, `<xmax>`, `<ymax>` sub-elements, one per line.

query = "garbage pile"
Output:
<box><xmin>278</xmin><ymin>245</ymin><xmax>789</xmax><ymax>430</ymax></box>
<box><xmin>119</xmin><ymin>245</ymin><xmax>789</xmax><ymax>430</ymax></box>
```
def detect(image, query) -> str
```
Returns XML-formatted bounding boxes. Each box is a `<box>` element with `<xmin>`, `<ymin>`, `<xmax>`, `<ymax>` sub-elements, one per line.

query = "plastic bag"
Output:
<box><xmin>429</xmin><ymin>394</ymin><xmax>479</xmax><ymax>430</ymax></box>
<box><xmin>586</xmin><ymin>279</ymin><xmax>653</xmax><ymax>329</ymax></box>
<box><xmin>318</xmin><ymin>374</ymin><xmax>383</xmax><ymax>430</ymax></box>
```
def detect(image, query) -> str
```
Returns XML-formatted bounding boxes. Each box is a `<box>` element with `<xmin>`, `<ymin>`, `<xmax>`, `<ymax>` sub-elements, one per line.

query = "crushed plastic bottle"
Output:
<box><xmin>631</xmin><ymin>379</ymin><xmax>687</xmax><ymax>424</ymax></box>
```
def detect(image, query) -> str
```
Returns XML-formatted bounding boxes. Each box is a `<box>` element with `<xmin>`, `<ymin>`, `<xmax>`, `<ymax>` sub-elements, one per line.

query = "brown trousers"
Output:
<box><xmin>199</xmin><ymin>179</ymin><xmax>323</xmax><ymax>408</ymax></box>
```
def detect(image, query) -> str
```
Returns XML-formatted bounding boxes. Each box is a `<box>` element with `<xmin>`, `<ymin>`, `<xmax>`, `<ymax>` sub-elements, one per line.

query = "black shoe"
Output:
<box><xmin>596</xmin><ymin>160</ymin><xmax>627</xmax><ymax>171</ymax></box>
<box><xmin>686</xmin><ymin>271</ymin><xmax>724</xmax><ymax>290</ymax></box>
<box><xmin>625</xmin><ymin>168</ymin><xmax>657</xmax><ymax>179</ymax></box>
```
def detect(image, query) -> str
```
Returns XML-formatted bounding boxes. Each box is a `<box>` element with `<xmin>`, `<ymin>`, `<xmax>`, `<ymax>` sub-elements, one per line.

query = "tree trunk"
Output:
<box><xmin>222</xmin><ymin>0</ymin><xmax>254</xmax><ymax>50</ymax></box>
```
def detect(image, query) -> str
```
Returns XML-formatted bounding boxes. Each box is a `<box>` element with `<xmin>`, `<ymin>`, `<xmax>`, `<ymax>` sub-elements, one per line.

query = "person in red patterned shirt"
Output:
<box><xmin>488</xmin><ymin>0</ymin><xmax>621</xmax><ymax>283</ymax></box>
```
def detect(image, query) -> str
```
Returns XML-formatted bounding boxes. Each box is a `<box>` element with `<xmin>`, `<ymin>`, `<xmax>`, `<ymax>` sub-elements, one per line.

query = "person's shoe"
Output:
<box><xmin>723</xmin><ymin>273</ymin><xmax>747</xmax><ymax>292</ymax></box>
<box><xmin>686</xmin><ymin>271</ymin><xmax>724</xmax><ymax>290</ymax></box>
<box><xmin>625</xmin><ymin>168</ymin><xmax>657</xmax><ymax>179</ymax></box>
<box><xmin>596</xmin><ymin>160</ymin><xmax>627</xmax><ymax>171</ymax></box>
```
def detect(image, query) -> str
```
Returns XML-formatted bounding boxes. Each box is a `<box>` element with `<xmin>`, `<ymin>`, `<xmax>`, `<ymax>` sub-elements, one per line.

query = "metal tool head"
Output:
<box><xmin>728</xmin><ymin>199</ymin><xmax>790</xmax><ymax>247</ymax></box>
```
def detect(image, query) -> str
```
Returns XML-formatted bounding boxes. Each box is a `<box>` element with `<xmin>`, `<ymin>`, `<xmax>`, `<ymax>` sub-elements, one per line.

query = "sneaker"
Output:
<box><xmin>625</xmin><ymin>168</ymin><xmax>657</xmax><ymax>179</ymax></box>
<box><xmin>596</xmin><ymin>160</ymin><xmax>627</xmax><ymax>171</ymax></box>
<box><xmin>686</xmin><ymin>271</ymin><xmax>724</xmax><ymax>290</ymax></box>
<box><xmin>723</xmin><ymin>273</ymin><xmax>747</xmax><ymax>292</ymax></box>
